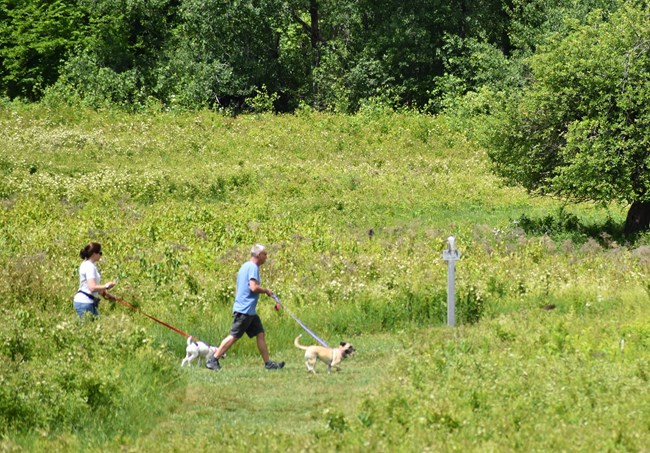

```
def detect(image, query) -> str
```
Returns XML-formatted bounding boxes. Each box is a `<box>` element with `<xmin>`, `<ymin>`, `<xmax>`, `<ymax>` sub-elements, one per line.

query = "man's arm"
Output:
<box><xmin>249</xmin><ymin>279</ymin><xmax>272</xmax><ymax>297</ymax></box>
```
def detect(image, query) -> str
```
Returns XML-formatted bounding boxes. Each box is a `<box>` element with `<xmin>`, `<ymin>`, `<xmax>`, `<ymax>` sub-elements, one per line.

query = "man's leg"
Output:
<box><xmin>207</xmin><ymin>334</ymin><xmax>238</xmax><ymax>371</ymax></box>
<box><xmin>256</xmin><ymin>332</ymin><xmax>270</xmax><ymax>363</ymax></box>
<box><xmin>215</xmin><ymin>334</ymin><xmax>238</xmax><ymax>359</ymax></box>
<box><xmin>257</xmin><ymin>332</ymin><xmax>285</xmax><ymax>369</ymax></box>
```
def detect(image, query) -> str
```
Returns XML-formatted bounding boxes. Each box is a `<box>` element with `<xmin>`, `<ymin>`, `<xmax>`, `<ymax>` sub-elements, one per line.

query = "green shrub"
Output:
<box><xmin>0</xmin><ymin>306</ymin><xmax>182</xmax><ymax>438</ymax></box>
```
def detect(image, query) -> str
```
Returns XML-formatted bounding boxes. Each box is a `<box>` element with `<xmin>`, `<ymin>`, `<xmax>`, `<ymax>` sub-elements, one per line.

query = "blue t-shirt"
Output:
<box><xmin>233</xmin><ymin>261</ymin><xmax>261</xmax><ymax>315</ymax></box>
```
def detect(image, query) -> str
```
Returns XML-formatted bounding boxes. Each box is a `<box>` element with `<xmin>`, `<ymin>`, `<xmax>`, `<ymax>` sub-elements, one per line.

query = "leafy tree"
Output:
<box><xmin>153</xmin><ymin>0</ymin><xmax>289</xmax><ymax>110</ymax></box>
<box><xmin>433</xmin><ymin>0</ymin><xmax>623</xmax><ymax>113</ymax></box>
<box><xmin>285</xmin><ymin>0</ymin><xmax>359</xmax><ymax>110</ymax></box>
<box><xmin>160</xmin><ymin>0</ymin><xmax>361</xmax><ymax>111</ymax></box>
<box><xmin>348</xmin><ymin>0</ymin><xmax>454</xmax><ymax>108</ymax></box>
<box><xmin>486</xmin><ymin>4</ymin><xmax>650</xmax><ymax>234</ymax></box>
<box><xmin>49</xmin><ymin>0</ymin><xmax>177</xmax><ymax>107</ymax></box>
<box><xmin>0</xmin><ymin>0</ymin><xmax>86</xmax><ymax>99</ymax></box>
<box><xmin>505</xmin><ymin>0</ymin><xmax>621</xmax><ymax>57</ymax></box>
<box><xmin>340</xmin><ymin>0</ymin><xmax>517</xmax><ymax>111</ymax></box>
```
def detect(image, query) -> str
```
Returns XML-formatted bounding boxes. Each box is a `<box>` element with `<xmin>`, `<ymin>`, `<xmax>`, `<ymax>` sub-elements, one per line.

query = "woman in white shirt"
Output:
<box><xmin>73</xmin><ymin>242</ymin><xmax>118</xmax><ymax>319</ymax></box>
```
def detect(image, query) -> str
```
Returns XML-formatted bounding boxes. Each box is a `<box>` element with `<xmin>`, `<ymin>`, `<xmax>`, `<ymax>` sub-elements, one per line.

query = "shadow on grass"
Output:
<box><xmin>515</xmin><ymin>208</ymin><xmax>626</xmax><ymax>245</ymax></box>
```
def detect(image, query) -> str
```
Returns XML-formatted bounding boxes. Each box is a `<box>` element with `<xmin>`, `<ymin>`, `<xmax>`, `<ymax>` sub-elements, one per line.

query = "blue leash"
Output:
<box><xmin>271</xmin><ymin>294</ymin><xmax>330</xmax><ymax>348</ymax></box>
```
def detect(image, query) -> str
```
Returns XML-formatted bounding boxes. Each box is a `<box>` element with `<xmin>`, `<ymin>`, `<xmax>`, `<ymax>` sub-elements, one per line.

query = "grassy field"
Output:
<box><xmin>1</xmin><ymin>102</ymin><xmax>649</xmax><ymax>452</ymax></box>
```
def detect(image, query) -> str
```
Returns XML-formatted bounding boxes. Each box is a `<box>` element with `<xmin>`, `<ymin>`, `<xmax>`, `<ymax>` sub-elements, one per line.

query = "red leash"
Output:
<box><xmin>112</xmin><ymin>295</ymin><xmax>192</xmax><ymax>339</ymax></box>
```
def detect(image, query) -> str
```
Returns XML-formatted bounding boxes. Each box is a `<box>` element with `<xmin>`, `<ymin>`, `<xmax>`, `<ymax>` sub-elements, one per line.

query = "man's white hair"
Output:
<box><xmin>251</xmin><ymin>244</ymin><xmax>266</xmax><ymax>257</ymax></box>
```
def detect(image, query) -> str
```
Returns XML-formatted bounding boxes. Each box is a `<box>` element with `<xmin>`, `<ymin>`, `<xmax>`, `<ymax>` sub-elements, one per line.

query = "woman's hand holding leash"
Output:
<box><xmin>103</xmin><ymin>278</ymin><xmax>119</xmax><ymax>301</ymax></box>
<box><xmin>105</xmin><ymin>277</ymin><xmax>118</xmax><ymax>291</ymax></box>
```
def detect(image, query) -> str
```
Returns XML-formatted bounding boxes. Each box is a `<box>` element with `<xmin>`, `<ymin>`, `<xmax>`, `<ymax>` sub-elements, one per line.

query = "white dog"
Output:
<box><xmin>181</xmin><ymin>336</ymin><xmax>217</xmax><ymax>367</ymax></box>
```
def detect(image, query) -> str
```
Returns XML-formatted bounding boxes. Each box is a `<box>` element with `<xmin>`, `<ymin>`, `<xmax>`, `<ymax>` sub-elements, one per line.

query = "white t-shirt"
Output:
<box><xmin>73</xmin><ymin>260</ymin><xmax>101</xmax><ymax>304</ymax></box>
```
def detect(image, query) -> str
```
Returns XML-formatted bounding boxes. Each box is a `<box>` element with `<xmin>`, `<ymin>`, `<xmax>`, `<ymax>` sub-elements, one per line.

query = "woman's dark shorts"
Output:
<box><xmin>230</xmin><ymin>313</ymin><xmax>265</xmax><ymax>338</ymax></box>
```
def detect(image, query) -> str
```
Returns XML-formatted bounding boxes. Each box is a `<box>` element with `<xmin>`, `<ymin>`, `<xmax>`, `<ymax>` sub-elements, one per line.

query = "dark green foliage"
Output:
<box><xmin>327</xmin><ymin>290</ymin><xmax>447</xmax><ymax>335</ymax></box>
<box><xmin>154</xmin><ymin>0</ymin><xmax>288</xmax><ymax>110</ymax></box>
<box><xmin>515</xmin><ymin>208</ymin><xmax>624</xmax><ymax>244</ymax></box>
<box><xmin>486</xmin><ymin>3</ymin><xmax>650</xmax><ymax>232</ymax></box>
<box><xmin>0</xmin><ymin>0</ymin><xmax>637</xmax><ymax>121</ymax></box>
<box><xmin>505</xmin><ymin>0</ymin><xmax>621</xmax><ymax>56</ymax></box>
<box><xmin>0</xmin><ymin>0</ymin><xmax>87</xmax><ymax>99</ymax></box>
<box><xmin>5</xmin><ymin>0</ymin><xmax>617</xmax><ymax>111</ymax></box>
<box><xmin>49</xmin><ymin>0</ymin><xmax>177</xmax><ymax>108</ymax></box>
<box><xmin>348</xmin><ymin>0</ymin><xmax>510</xmax><ymax>109</ymax></box>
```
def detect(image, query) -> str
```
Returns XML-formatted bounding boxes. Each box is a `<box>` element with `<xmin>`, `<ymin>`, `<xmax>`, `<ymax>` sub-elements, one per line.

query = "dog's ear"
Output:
<box><xmin>340</xmin><ymin>342</ymin><xmax>347</xmax><ymax>347</ymax></box>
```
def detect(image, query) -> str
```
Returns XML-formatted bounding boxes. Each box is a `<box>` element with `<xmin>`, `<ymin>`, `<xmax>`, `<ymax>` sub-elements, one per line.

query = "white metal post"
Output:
<box><xmin>442</xmin><ymin>236</ymin><xmax>460</xmax><ymax>327</ymax></box>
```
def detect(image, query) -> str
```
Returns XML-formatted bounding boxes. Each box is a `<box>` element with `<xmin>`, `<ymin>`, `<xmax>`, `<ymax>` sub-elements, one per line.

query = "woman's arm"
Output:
<box><xmin>86</xmin><ymin>277</ymin><xmax>116</xmax><ymax>292</ymax></box>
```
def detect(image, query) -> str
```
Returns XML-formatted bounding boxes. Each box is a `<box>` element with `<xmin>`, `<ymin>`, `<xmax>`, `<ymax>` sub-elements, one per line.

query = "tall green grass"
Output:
<box><xmin>1</xmin><ymin>103</ymin><xmax>649</xmax><ymax>451</ymax></box>
<box><xmin>324</xmin><ymin>297</ymin><xmax>650</xmax><ymax>452</ymax></box>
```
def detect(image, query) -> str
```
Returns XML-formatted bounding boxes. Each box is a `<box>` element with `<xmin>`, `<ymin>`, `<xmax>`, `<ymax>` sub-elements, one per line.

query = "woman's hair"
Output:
<box><xmin>80</xmin><ymin>242</ymin><xmax>102</xmax><ymax>259</ymax></box>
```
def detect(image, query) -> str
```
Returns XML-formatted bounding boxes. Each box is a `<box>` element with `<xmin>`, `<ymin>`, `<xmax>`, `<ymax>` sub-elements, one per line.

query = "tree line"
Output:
<box><xmin>0</xmin><ymin>0</ymin><xmax>619</xmax><ymax>112</ymax></box>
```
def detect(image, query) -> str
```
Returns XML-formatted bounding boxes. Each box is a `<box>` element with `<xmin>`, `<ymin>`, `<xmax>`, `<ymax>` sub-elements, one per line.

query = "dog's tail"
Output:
<box><xmin>294</xmin><ymin>334</ymin><xmax>309</xmax><ymax>350</ymax></box>
<box><xmin>187</xmin><ymin>336</ymin><xmax>197</xmax><ymax>346</ymax></box>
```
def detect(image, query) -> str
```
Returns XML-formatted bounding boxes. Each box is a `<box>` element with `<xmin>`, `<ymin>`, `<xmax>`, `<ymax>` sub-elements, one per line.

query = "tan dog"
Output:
<box><xmin>294</xmin><ymin>335</ymin><xmax>355</xmax><ymax>374</ymax></box>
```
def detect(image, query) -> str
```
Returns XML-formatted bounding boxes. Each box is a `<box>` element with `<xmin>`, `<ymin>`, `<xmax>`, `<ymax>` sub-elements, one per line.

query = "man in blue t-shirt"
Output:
<box><xmin>207</xmin><ymin>244</ymin><xmax>285</xmax><ymax>371</ymax></box>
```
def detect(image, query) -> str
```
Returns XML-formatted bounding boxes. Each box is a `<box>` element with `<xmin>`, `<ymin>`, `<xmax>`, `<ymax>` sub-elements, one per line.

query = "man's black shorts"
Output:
<box><xmin>230</xmin><ymin>312</ymin><xmax>265</xmax><ymax>338</ymax></box>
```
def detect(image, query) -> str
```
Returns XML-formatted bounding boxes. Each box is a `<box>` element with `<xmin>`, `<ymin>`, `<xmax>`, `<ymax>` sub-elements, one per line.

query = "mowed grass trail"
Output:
<box><xmin>117</xmin><ymin>334</ymin><xmax>404</xmax><ymax>452</ymax></box>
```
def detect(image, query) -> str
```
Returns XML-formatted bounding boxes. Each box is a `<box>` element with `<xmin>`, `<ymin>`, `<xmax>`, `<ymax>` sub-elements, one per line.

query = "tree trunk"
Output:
<box><xmin>624</xmin><ymin>200</ymin><xmax>650</xmax><ymax>235</ymax></box>
<box><xmin>310</xmin><ymin>0</ymin><xmax>320</xmax><ymax>67</ymax></box>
